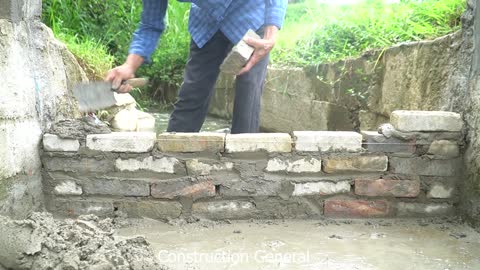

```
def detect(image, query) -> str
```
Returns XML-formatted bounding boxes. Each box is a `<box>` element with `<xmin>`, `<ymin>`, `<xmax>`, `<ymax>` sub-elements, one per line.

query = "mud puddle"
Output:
<box><xmin>117</xmin><ymin>218</ymin><xmax>480</xmax><ymax>270</ymax></box>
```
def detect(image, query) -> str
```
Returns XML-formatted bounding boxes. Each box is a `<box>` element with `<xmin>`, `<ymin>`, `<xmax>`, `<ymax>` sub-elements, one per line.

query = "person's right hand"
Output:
<box><xmin>105</xmin><ymin>63</ymin><xmax>136</xmax><ymax>93</ymax></box>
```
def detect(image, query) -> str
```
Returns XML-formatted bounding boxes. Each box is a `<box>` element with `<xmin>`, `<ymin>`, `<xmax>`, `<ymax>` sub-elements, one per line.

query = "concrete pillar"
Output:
<box><xmin>0</xmin><ymin>0</ymin><xmax>41</xmax><ymax>22</ymax></box>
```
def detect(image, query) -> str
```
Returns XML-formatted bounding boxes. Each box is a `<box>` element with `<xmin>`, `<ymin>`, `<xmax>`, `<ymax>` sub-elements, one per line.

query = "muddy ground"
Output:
<box><xmin>118</xmin><ymin>217</ymin><xmax>480</xmax><ymax>270</ymax></box>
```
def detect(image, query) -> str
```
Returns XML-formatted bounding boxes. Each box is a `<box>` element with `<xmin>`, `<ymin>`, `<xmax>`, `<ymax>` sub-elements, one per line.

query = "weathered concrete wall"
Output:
<box><xmin>0</xmin><ymin>0</ymin><xmax>85</xmax><ymax>218</ymax></box>
<box><xmin>210</xmin><ymin>30</ymin><xmax>463</xmax><ymax>132</ymax></box>
<box><xmin>42</xmin><ymin>111</ymin><xmax>465</xmax><ymax>220</ymax></box>
<box><xmin>452</xmin><ymin>0</ymin><xmax>480</xmax><ymax>229</ymax></box>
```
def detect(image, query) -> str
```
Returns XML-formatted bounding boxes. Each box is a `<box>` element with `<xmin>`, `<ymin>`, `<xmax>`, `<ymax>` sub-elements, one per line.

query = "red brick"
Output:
<box><xmin>151</xmin><ymin>178</ymin><xmax>215</xmax><ymax>200</ymax></box>
<box><xmin>324</xmin><ymin>199</ymin><xmax>393</xmax><ymax>218</ymax></box>
<box><xmin>355</xmin><ymin>179</ymin><xmax>420</xmax><ymax>198</ymax></box>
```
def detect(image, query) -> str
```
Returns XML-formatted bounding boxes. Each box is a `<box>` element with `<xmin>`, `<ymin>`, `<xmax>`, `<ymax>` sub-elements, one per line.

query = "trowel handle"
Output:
<box><xmin>124</xmin><ymin>78</ymin><xmax>149</xmax><ymax>88</ymax></box>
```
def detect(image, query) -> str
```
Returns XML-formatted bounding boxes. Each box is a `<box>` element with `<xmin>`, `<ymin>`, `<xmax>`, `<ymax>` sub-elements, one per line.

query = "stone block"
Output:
<box><xmin>115</xmin><ymin>156</ymin><xmax>183</xmax><ymax>174</ymax></box>
<box><xmin>47</xmin><ymin>198</ymin><xmax>113</xmax><ymax>217</ymax></box>
<box><xmin>390</xmin><ymin>110</ymin><xmax>463</xmax><ymax>132</ymax></box>
<box><xmin>361</xmin><ymin>131</ymin><xmax>415</xmax><ymax>153</ymax></box>
<box><xmin>390</xmin><ymin>157</ymin><xmax>460</xmax><ymax>176</ymax></box>
<box><xmin>82</xmin><ymin>178</ymin><xmax>150</xmax><ymax>197</ymax></box>
<box><xmin>292</xmin><ymin>181</ymin><xmax>351</xmax><ymax>196</ymax></box>
<box><xmin>114</xmin><ymin>200</ymin><xmax>182</xmax><ymax>220</ymax></box>
<box><xmin>397</xmin><ymin>202</ymin><xmax>453</xmax><ymax>217</ymax></box>
<box><xmin>86</xmin><ymin>132</ymin><xmax>156</xmax><ymax>153</ymax></box>
<box><xmin>186</xmin><ymin>159</ymin><xmax>233</xmax><ymax>176</ymax></box>
<box><xmin>43</xmin><ymin>134</ymin><xmax>80</xmax><ymax>152</ymax></box>
<box><xmin>294</xmin><ymin>131</ymin><xmax>362</xmax><ymax>152</ymax></box>
<box><xmin>157</xmin><ymin>132</ymin><xmax>225</xmax><ymax>152</ymax></box>
<box><xmin>265</xmin><ymin>157</ymin><xmax>322</xmax><ymax>173</ymax></box>
<box><xmin>225</xmin><ymin>133</ymin><xmax>292</xmax><ymax>153</ymax></box>
<box><xmin>427</xmin><ymin>140</ymin><xmax>460</xmax><ymax>158</ymax></box>
<box><xmin>43</xmin><ymin>157</ymin><xmax>114</xmax><ymax>173</ymax></box>
<box><xmin>220</xmin><ymin>29</ymin><xmax>259</xmax><ymax>74</ymax></box>
<box><xmin>324</xmin><ymin>199</ymin><xmax>393</xmax><ymax>218</ymax></box>
<box><xmin>427</xmin><ymin>183</ymin><xmax>454</xmax><ymax>199</ymax></box>
<box><xmin>53</xmin><ymin>181</ymin><xmax>82</xmax><ymax>196</ymax></box>
<box><xmin>354</xmin><ymin>179</ymin><xmax>420</xmax><ymax>198</ymax></box>
<box><xmin>323</xmin><ymin>155</ymin><xmax>388</xmax><ymax>173</ymax></box>
<box><xmin>192</xmin><ymin>201</ymin><xmax>255</xmax><ymax>220</ymax></box>
<box><xmin>151</xmin><ymin>177</ymin><xmax>215</xmax><ymax>200</ymax></box>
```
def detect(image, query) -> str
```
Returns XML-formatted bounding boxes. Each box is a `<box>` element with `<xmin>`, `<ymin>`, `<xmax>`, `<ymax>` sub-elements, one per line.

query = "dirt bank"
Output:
<box><xmin>0</xmin><ymin>212</ymin><xmax>169</xmax><ymax>270</ymax></box>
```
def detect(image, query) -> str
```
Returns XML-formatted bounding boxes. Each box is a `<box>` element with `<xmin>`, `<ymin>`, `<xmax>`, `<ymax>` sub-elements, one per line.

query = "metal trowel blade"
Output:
<box><xmin>73</xmin><ymin>81</ymin><xmax>117</xmax><ymax>112</ymax></box>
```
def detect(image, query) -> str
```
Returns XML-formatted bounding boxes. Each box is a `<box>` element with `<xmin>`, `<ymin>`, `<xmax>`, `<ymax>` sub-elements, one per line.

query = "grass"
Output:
<box><xmin>272</xmin><ymin>0</ymin><xmax>466</xmax><ymax>66</ymax></box>
<box><xmin>56</xmin><ymin>33</ymin><xmax>114</xmax><ymax>80</ymax></box>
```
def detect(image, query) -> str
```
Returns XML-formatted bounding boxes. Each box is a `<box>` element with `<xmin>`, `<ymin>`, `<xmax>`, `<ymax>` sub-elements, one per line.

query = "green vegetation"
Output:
<box><xmin>273</xmin><ymin>0</ymin><xmax>466</xmax><ymax>65</ymax></box>
<box><xmin>42</xmin><ymin>0</ymin><xmax>465</xmax><ymax>103</ymax></box>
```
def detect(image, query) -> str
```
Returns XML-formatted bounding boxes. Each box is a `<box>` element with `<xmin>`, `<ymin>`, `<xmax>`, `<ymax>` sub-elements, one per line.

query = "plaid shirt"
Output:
<box><xmin>129</xmin><ymin>0</ymin><xmax>288</xmax><ymax>62</ymax></box>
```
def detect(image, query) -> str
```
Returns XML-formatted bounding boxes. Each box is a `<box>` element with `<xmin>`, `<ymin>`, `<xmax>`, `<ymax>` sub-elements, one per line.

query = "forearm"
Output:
<box><xmin>124</xmin><ymin>54</ymin><xmax>144</xmax><ymax>72</ymax></box>
<box><xmin>264</xmin><ymin>0</ymin><xmax>288</xmax><ymax>29</ymax></box>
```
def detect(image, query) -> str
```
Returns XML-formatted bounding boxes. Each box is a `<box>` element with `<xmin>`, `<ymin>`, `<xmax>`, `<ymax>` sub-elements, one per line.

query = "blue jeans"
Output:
<box><xmin>167</xmin><ymin>31</ymin><xmax>269</xmax><ymax>134</ymax></box>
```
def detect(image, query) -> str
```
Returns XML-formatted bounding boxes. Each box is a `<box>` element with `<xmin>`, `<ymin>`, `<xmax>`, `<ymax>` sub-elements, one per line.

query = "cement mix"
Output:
<box><xmin>0</xmin><ymin>212</ymin><xmax>169</xmax><ymax>270</ymax></box>
<box><xmin>49</xmin><ymin>118</ymin><xmax>111</xmax><ymax>140</ymax></box>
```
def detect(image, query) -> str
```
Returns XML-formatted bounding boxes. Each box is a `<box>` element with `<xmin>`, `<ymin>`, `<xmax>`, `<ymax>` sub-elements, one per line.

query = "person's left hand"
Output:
<box><xmin>238</xmin><ymin>26</ymin><xmax>278</xmax><ymax>75</ymax></box>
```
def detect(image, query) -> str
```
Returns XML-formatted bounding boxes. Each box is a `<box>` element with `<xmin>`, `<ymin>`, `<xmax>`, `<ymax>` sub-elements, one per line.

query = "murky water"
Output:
<box><xmin>117</xmin><ymin>219</ymin><xmax>480</xmax><ymax>270</ymax></box>
<box><xmin>151</xmin><ymin>112</ymin><xmax>231</xmax><ymax>134</ymax></box>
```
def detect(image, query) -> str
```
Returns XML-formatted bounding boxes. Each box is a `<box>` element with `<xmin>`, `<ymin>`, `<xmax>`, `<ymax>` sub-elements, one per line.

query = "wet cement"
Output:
<box><xmin>118</xmin><ymin>218</ymin><xmax>480</xmax><ymax>270</ymax></box>
<box><xmin>0</xmin><ymin>213</ymin><xmax>169</xmax><ymax>270</ymax></box>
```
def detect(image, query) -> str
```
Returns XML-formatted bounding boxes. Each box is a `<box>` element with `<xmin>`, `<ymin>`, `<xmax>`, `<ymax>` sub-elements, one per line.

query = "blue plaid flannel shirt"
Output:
<box><xmin>129</xmin><ymin>0</ymin><xmax>288</xmax><ymax>62</ymax></box>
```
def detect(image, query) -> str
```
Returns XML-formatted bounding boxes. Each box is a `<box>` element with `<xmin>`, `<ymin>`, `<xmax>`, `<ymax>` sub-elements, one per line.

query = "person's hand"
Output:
<box><xmin>105</xmin><ymin>54</ymin><xmax>144</xmax><ymax>93</ymax></box>
<box><xmin>238</xmin><ymin>25</ymin><xmax>279</xmax><ymax>75</ymax></box>
<box><xmin>106</xmin><ymin>64</ymin><xmax>135</xmax><ymax>93</ymax></box>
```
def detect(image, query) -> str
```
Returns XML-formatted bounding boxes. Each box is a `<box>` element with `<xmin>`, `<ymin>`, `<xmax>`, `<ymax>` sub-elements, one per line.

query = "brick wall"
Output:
<box><xmin>41</xmin><ymin>110</ymin><xmax>464</xmax><ymax>220</ymax></box>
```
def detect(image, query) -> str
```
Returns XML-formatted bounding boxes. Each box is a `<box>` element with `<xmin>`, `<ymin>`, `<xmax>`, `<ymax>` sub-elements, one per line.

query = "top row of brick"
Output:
<box><xmin>43</xmin><ymin>111</ymin><xmax>463</xmax><ymax>153</ymax></box>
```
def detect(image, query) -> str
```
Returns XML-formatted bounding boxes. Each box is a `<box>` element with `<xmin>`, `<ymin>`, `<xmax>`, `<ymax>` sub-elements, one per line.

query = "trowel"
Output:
<box><xmin>73</xmin><ymin>78</ymin><xmax>148</xmax><ymax>112</ymax></box>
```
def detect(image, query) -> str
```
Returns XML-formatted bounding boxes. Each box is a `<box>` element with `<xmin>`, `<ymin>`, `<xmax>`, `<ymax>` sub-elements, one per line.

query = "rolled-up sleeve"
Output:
<box><xmin>129</xmin><ymin>0</ymin><xmax>168</xmax><ymax>63</ymax></box>
<box><xmin>264</xmin><ymin>0</ymin><xmax>288</xmax><ymax>29</ymax></box>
